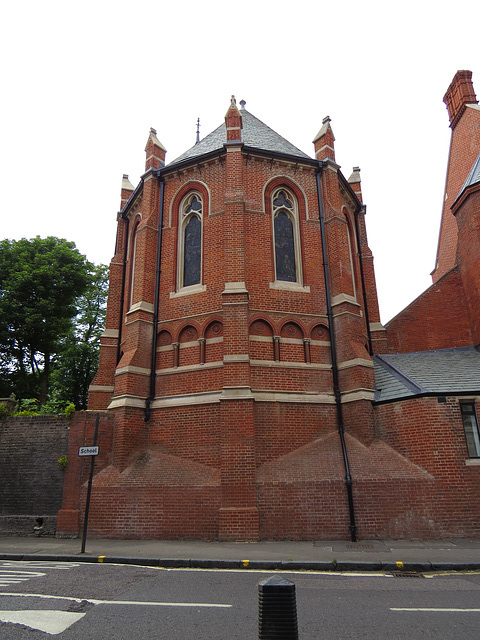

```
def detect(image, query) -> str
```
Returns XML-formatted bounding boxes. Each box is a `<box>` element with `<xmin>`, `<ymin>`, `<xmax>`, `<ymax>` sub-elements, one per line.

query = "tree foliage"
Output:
<box><xmin>50</xmin><ymin>264</ymin><xmax>109</xmax><ymax>409</ymax></box>
<box><xmin>0</xmin><ymin>236</ymin><xmax>108</xmax><ymax>406</ymax></box>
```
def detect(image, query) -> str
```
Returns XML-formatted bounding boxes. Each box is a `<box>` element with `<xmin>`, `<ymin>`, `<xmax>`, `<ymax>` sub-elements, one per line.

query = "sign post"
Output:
<box><xmin>80</xmin><ymin>414</ymin><xmax>99</xmax><ymax>554</ymax></box>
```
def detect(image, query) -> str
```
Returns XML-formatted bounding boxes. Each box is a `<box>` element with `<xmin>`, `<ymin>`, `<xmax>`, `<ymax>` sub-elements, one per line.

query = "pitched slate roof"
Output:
<box><xmin>168</xmin><ymin>108</ymin><xmax>312</xmax><ymax>168</ymax></box>
<box><xmin>373</xmin><ymin>346</ymin><xmax>480</xmax><ymax>403</ymax></box>
<box><xmin>456</xmin><ymin>151</ymin><xmax>480</xmax><ymax>202</ymax></box>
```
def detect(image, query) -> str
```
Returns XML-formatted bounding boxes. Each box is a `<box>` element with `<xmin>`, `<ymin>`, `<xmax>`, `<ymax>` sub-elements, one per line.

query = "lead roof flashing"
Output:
<box><xmin>373</xmin><ymin>354</ymin><xmax>426</xmax><ymax>396</ymax></box>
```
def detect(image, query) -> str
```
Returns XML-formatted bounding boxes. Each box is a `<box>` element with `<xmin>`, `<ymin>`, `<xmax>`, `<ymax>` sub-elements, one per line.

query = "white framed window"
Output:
<box><xmin>461</xmin><ymin>402</ymin><xmax>480</xmax><ymax>458</ymax></box>
<box><xmin>271</xmin><ymin>188</ymin><xmax>303</xmax><ymax>285</ymax></box>
<box><xmin>177</xmin><ymin>192</ymin><xmax>203</xmax><ymax>292</ymax></box>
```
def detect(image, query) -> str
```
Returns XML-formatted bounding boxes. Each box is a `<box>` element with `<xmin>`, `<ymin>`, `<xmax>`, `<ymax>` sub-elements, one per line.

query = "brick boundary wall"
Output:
<box><xmin>0</xmin><ymin>415</ymin><xmax>70</xmax><ymax>536</ymax></box>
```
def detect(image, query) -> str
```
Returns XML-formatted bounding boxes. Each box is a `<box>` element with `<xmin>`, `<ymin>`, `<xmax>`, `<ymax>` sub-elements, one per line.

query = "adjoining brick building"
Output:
<box><xmin>58</xmin><ymin>71</ymin><xmax>480</xmax><ymax>541</ymax></box>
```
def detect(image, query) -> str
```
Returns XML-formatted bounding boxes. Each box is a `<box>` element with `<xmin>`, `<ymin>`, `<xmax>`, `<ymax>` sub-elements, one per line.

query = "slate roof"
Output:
<box><xmin>373</xmin><ymin>346</ymin><xmax>480</xmax><ymax>403</ymax></box>
<box><xmin>168</xmin><ymin>108</ymin><xmax>312</xmax><ymax>168</ymax></box>
<box><xmin>456</xmin><ymin>152</ymin><xmax>480</xmax><ymax>202</ymax></box>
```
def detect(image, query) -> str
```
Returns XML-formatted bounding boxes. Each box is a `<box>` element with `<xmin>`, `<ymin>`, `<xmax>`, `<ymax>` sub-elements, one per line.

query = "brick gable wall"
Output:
<box><xmin>385</xmin><ymin>267</ymin><xmax>472</xmax><ymax>353</ymax></box>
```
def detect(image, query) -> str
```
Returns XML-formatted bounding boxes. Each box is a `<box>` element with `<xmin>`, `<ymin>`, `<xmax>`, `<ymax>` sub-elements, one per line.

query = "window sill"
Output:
<box><xmin>465</xmin><ymin>458</ymin><xmax>480</xmax><ymax>466</ymax></box>
<box><xmin>170</xmin><ymin>284</ymin><xmax>206</xmax><ymax>298</ymax></box>
<box><xmin>269</xmin><ymin>281</ymin><xmax>310</xmax><ymax>293</ymax></box>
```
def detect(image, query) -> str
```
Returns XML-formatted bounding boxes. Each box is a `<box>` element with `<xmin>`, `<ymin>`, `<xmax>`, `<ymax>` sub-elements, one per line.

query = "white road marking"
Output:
<box><xmin>0</xmin><ymin>562</ymin><xmax>79</xmax><ymax>570</ymax></box>
<box><xmin>0</xmin><ymin>592</ymin><xmax>232</xmax><ymax>608</ymax></box>
<box><xmin>0</xmin><ymin>610</ymin><xmax>86</xmax><ymax>635</ymax></box>
<box><xmin>0</xmin><ymin>562</ymin><xmax>79</xmax><ymax>588</ymax></box>
<box><xmin>94</xmin><ymin>600</ymin><xmax>232</xmax><ymax>607</ymax></box>
<box><xmin>0</xmin><ymin>593</ymin><xmax>87</xmax><ymax>603</ymax></box>
<box><xmin>162</xmin><ymin>567</ymin><xmax>394</xmax><ymax>577</ymax></box>
<box><xmin>392</xmin><ymin>608</ymin><xmax>480</xmax><ymax>612</ymax></box>
<box><xmin>0</xmin><ymin>571</ymin><xmax>46</xmax><ymax>587</ymax></box>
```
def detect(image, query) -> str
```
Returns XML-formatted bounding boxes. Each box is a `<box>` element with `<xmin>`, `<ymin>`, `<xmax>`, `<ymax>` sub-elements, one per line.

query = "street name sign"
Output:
<box><xmin>78</xmin><ymin>446</ymin><xmax>99</xmax><ymax>457</ymax></box>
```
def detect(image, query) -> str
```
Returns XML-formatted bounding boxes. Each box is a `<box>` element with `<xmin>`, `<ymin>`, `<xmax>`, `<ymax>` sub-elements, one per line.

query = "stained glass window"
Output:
<box><xmin>272</xmin><ymin>188</ymin><xmax>299</xmax><ymax>283</ymax></box>
<box><xmin>273</xmin><ymin>190</ymin><xmax>293</xmax><ymax>209</ymax></box>
<box><xmin>183</xmin><ymin>214</ymin><xmax>201</xmax><ymax>287</ymax></box>
<box><xmin>180</xmin><ymin>193</ymin><xmax>203</xmax><ymax>289</ymax></box>
<box><xmin>274</xmin><ymin>210</ymin><xmax>296</xmax><ymax>282</ymax></box>
<box><xmin>186</xmin><ymin>195</ymin><xmax>202</xmax><ymax>214</ymax></box>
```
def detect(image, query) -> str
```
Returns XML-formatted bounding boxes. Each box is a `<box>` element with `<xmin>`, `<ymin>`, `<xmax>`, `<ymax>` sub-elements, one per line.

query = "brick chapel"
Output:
<box><xmin>58</xmin><ymin>70</ymin><xmax>480</xmax><ymax>541</ymax></box>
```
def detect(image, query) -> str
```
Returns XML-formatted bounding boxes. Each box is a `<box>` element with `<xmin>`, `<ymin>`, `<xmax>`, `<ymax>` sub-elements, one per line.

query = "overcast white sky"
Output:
<box><xmin>1</xmin><ymin>1</ymin><xmax>479</xmax><ymax>324</ymax></box>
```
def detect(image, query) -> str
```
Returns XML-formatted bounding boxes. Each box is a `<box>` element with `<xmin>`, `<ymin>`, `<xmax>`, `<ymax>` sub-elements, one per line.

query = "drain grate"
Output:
<box><xmin>346</xmin><ymin>543</ymin><xmax>374</xmax><ymax>550</ymax></box>
<box><xmin>393</xmin><ymin>572</ymin><xmax>424</xmax><ymax>578</ymax></box>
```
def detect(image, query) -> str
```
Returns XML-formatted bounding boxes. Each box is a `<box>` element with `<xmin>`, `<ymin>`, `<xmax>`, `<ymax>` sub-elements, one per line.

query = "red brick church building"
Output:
<box><xmin>58</xmin><ymin>70</ymin><xmax>480</xmax><ymax>541</ymax></box>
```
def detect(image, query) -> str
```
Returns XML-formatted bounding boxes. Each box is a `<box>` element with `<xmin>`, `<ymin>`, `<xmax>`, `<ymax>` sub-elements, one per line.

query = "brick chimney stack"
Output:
<box><xmin>443</xmin><ymin>70</ymin><xmax>478</xmax><ymax>129</ymax></box>
<box><xmin>432</xmin><ymin>71</ymin><xmax>480</xmax><ymax>283</ymax></box>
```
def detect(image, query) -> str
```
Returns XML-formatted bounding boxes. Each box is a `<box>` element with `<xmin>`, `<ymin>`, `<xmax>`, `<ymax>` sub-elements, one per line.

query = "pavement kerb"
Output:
<box><xmin>429</xmin><ymin>562</ymin><xmax>480</xmax><ymax>572</ymax></box>
<box><xmin>1</xmin><ymin>553</ymin><xmax>479</xmax><ymax>573</ymax></box>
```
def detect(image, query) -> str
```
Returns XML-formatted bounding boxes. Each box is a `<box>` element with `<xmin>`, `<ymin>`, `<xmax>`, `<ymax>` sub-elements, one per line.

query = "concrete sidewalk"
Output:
<box><xmin>1</xmin><ymin>536</ymin><xmax>480</xmax><ymax>572</ymax></box>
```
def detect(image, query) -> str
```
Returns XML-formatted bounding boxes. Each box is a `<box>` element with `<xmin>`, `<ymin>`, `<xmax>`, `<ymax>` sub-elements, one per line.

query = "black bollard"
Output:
<box><xmin>258</xmin><ymin>575</ymin><xmax>299</xmax><ymax>639</ymax></box>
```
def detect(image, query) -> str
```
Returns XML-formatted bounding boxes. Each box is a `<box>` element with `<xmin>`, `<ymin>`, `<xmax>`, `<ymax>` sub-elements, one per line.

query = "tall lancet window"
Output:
<box><xmin>180</xmin><ymin>193</ymin><xmax>203</xmax><ymax>289</ymax></box>
<box><xmin>272</xmin><ymin>188</ymin><xmax>300</xmax><ymax>283</ymax></box>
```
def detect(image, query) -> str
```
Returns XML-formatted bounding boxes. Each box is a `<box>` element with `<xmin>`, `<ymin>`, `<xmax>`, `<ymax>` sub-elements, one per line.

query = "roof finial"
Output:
<box><xmin>230</xmin><ymin>95</ymin><xmax>236</xmax><ymax>107</ymax></box>
<box><xmin>196</xmin><ymin>117</ymin><xmax>200</xmax><ymax>144</ymax></box>
<box><xmin>240</xmin><ymin>99</ymin><xmax>246</xmax><ymax>110</ymax></box>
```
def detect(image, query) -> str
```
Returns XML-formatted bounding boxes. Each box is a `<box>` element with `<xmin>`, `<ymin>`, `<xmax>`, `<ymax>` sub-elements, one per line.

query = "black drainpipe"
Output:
<box><xmin>316</xmin><ymin>166</ymin><xmax>357</xmax><ymax>542</ymax></box>
<box><xmin>145</xmin><ymin>175</ymin><xmax>165</xmax><ymax>422</ymax></box>
<box><xmin>116</xmin><ymin>214</ymin><xmax>130</xmax><ymax>365</ymax></box>
<box><xmin>353</xmin><ymin>206</ymin><xmax>373</xmax><ymax>356</ymax></box>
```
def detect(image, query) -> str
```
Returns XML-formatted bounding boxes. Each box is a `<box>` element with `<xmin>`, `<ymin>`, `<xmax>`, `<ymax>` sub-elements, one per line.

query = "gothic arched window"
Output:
<box><xmin>129</xmin><ymin>219</ymin><xmax>140</xmax><ymax>307</ymax></box>
<box><xmin>179</xmin><ymin>193</ymin><xmax>203</xmax><ymax>289</ymax></box>
<box><xmin>272</xmin><ymin>188</ymin><xmax>301</xmax><ymax>283</ymax></box>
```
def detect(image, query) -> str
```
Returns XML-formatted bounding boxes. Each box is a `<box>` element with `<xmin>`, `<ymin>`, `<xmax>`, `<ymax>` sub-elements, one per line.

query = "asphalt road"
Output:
<box><xmin>0</xmin><ymin>560</ymin><xmax>480</xmax><ymax>638</ymax></box>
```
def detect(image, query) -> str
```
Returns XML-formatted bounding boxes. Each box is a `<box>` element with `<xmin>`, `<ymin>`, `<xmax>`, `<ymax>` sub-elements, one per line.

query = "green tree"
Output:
<box><xmin>50</xmin><ymin>264</ymin><xmax>108</xmax><ymax>409</ymax></box>
<box><xmin>0</xmin><ymin>237</ymin><xmax>90</xmax><ymax>404</ymax></box>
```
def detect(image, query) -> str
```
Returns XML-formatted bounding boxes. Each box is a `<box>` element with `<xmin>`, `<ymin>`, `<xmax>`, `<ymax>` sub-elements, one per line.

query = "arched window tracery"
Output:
<box><xmin>271</xmin><ymin>188</ymin><xmax>302</xmax><ymax>284</ymax></box>
<box><xmin>178</xmin><ymin>192</ymin><xmax>203</xmax><ymax>290</ymax></box>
